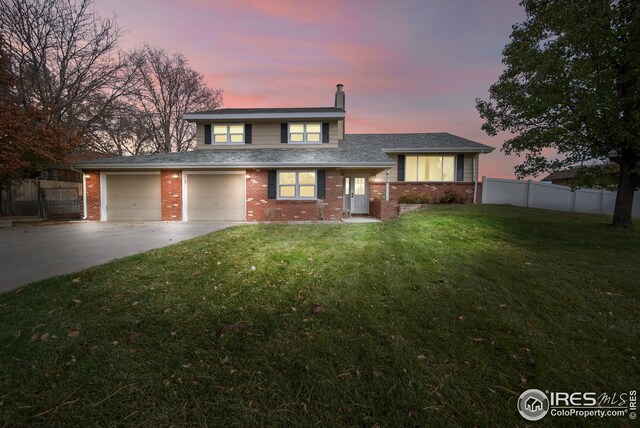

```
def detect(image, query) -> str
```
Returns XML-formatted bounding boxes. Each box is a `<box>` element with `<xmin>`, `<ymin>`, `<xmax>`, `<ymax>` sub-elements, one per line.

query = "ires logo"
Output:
<box><xmin>518</xmin><ymin>389</ymin><xmax>636</xmax><ymax>421</ymax></box>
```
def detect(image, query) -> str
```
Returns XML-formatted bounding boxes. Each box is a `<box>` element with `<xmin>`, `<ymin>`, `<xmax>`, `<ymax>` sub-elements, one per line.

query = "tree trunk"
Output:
<box><xmin>612</xmin><ymin>161</ymin><xmax>638</xmax><ymax>228</ymax></box>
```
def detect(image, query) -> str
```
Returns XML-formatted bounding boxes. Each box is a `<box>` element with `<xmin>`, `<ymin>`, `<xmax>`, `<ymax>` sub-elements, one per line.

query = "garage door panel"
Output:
<box><xmin>107</xmin><ymin>175</ymin><xmax>161</xmax><ymax>221</ymax></box>
<box><xmin>187</xmin><ymin>174</ymin><xmax>245</xmax><ymax>221</ymax></box>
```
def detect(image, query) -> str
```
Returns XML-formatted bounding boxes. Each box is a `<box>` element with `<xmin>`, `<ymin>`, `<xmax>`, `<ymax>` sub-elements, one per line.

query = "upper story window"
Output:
<box><xmin>289</xmin><ymin>123</ymin><xmax>321</xmax><ymax>144</ymax></box>
<box><xmin>405</xmin><ymin>155</ymin><xmax>455</xmax><ymax>181</ymax></box>
<box><xmin>213</xmin><ymin>124</ymin><xmax>244</xmax><ymax>144</ymax></box>
<box><xmin>277</xmin><ymin>171</ymin><xmax>317</xmax><ymax>199</ymax></box>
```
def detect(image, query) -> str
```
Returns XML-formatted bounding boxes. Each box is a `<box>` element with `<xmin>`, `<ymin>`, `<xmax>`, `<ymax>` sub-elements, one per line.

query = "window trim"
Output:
<box><xmin>277</xmin><ymin>170</ymin><xmax>317</xmax><ymax>200</ymax></box>
<box><xmin>404</xmin><ymin>155</ymin><xmax>457</xmax><ymax>182</ymax></box>
<box><xmin>212</xmin><ymin>123</ymin><xmax>245</xmax><ymax>145</ymax></box>
<box><xmin>288</xmin><ymin>123</ymin><xmax>322</xmax><ymax>145</ymax></box>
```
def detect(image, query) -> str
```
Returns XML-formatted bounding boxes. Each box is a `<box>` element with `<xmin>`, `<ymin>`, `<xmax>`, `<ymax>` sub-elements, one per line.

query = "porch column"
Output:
<box><xmin>385</xmin><ymin>168</ymin><xmax>390</xmax><ymax>201</ymax></box>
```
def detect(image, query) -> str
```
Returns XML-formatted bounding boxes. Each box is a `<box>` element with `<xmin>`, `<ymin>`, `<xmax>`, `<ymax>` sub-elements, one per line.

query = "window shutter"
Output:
<box><xmin>268</xmin><ymin>170</ymin><xmax>277</xmax><ymax>199</ymax></box>
<box><xmin>322</xmin><ymin>123</ymin><xmax>329</xmax><ymax>143</ymax></box>
<box><xmin>245</xmin><ymin>124</ymin><xmax>252</xmax><ymax>144</ymax></box>
<box><xmin>397</xmin><ymin>155</ymin><xmax>405</xmax><ymax>181</ymax></box>
<box><xmin>317</xmin><ymin>170</ymin><xmax>326</xmax><ymax>199</ymax></box>
<box><xmin>280</xmin><ymin>123</ymin><xmax>288</xmax><ymax>144</ymax></box>
<box><xmin>204</xmin><ymin>124</ymin><xmax>212</xmax><ymax>145</ymax></box>
<box><xmin>456</xmin><ymin>154</ymin><xmax>465</xmax><ymax>181</ymax></box>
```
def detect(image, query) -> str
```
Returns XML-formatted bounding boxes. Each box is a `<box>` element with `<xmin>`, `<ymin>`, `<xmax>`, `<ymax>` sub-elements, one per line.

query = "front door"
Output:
<box><xmin>348</xmin><ymin>175</ymin><xmax>369</xmax><ymax>214</ymax></box>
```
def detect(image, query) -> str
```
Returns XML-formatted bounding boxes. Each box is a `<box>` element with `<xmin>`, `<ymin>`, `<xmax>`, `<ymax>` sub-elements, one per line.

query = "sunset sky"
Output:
<box><xmin>95</xmin><ymin>0</ymin><xmax>527</xmax><ymax>178</ymax></box>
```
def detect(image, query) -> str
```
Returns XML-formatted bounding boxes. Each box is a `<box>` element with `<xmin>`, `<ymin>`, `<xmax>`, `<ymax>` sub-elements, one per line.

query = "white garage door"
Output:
<box><xmin>187</xmin><ymin>174</ymin><xmax>245</xmax><ymax>221</ymax></box>
<box><xmin>106</xmin><ymin>175</ymin><xmax>161</xmax><ymax>221</ymax></box>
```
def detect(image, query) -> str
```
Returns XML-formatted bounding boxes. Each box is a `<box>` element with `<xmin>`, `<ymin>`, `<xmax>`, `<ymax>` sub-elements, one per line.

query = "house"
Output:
<box><xmin>73</xmin><ymin>85</ymin><xmax>494</xmax><ymax>222</ymax></box>
<box><xmin>541</xmin><ymin>164</ymin><xmax>619</xmax><ymax>187</ymax></box>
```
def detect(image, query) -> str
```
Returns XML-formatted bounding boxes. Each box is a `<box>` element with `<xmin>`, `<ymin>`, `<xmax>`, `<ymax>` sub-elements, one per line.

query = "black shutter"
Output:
<box><xmin>267</xmin><ymin>170</ymin><xmax>277</xmax><ymax>199</ymax></box>
<box><xmin>204</xmin><ymin>124</ymin><xmax>212</xmax><ymax>145</ymax></box>
<box><xmin>397</xmin><ymin>154</ymin><xmax>405</xmax><ymax>181</ymax></box>
<box><xmin>456</xmin><ymin>154</ymin><xmax>465</xmax><ymax>181</ymax></box>
<box><xmin>280</xmin><ymin>123</ymin><xmax>288</xmax><ymax>144</ymax></box>
<box><xmin>244</xmin><ymin>124</ymin><xmax>252</xmax><ymax>144</ymax></box>
<box><xmin>317</xmin><ymin>170</ymin><xmax>326</xmax><ymax>199</ymax></box>
<box><xmin>322</xmin><ymin>123</ymin><xmax>329</xmax><ymax>143</ymax></box>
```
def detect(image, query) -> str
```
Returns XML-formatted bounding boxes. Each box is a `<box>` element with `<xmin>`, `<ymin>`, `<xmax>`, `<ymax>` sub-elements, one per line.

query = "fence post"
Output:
<box><xmin>481</xmin><ymin>176</ymin><xmax>487</xmax><ymax>204</ymax></box>
<box><xmin>572</xmin><ymin>189</ymin><xmax>577</xmax><ymax>212</ymax></box>
<box><xmin>600</xmin><ymin>189</ymin><xmax>605</xmax><ymax>214</ymax></box>
<box><xmin>526</xmin><ymin>180</ymin><xmax>533</xmax><ymax>208</ymax></box>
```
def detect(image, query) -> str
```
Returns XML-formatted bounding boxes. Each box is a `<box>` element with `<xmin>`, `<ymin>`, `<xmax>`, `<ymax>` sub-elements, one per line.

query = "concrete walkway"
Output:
<box><xmin>0</xmin><ymin>222</ymin><xmax>235</xmax><ymax>292</ymax></box>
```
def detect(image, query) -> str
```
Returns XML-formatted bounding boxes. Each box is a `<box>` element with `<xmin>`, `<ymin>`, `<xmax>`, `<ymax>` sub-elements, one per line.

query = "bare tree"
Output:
<box><xmin>90</xmin><ymin>100</ymin><xmax>154</xmax><ymax>156</ymax></box>
<box><xmin>0</xmin><ymin>0</ymin><xmax>135</xmax><ymax>144</ymax></box>
<box><xmin>131</xmin><ymin>45</ymin><xmax>222</xmax><ymax>153</ymax></box>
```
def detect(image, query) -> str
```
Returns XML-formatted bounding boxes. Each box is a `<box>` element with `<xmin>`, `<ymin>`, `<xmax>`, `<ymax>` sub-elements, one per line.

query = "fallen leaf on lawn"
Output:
<box><xmin>499</xmin><ymin>304</ymin><xmax>507</xmax><ymax>308</ymax></box>
<box><xmin>250</xmin><ymin>266</ymin><xmax>256</xmax><ymax>271</ymax></box>
<box><xmin>417</xmin><ymin>354</ymin><xmax>427</xmax><ymax>360</ymax></box>
<box><xmin>181</xmin><ymin>363</ymin><xmax>191</xmax><ymax>369</ymax></box>
<box><xmin>229</xmin><ymin>369</ymin><xmax>237</xmax><ymax>374</ymax></box>
<box><xmin>216</xmin><ymin>261</ymin><xmax>221</xmax><ymax>265</ymax></box>
<box><xmin>408</xmin><ymin>411</ymin><xmax>418</xmax><ymax>418</ymax></box>
<box><xmin>373</xmin><ymin>371</ymin><xmax>382</xmax><ymax>378</ymax></box>
<box><xmin>524</xmin><ymin>356</ymin><xmax>536</xmax><ymax>367</ymax></box>
<box><xmin>111</xmin><ymin>341</ymin><xmax>119</xmax><ymax>346</ymax></box>
<box><xmin>170</xmin><ymin>331</ymin><xmax>177</xmax><ymax>337</ymax></box>
<box><xmin>303</xmin><ymin>318</ymin><xmax>312</xmax><ymax>323</ymax></box>
<box><xmin>73</xmin><ymin>299</ymin><xmax>81</xmax><ymax>304</ymax></box>
<box><xmin>221</xmin><ymin>356</ymin><xmax>230</xmax><ymax>365</ymax></box>
<box><xmin>128</xmin><ymin>332</ymin><xmax>141</xmax><ymax>343</ymax></box>
<box><xmin>310</xmin><ymin>304</ymin><xmax>325</xmax><ymax>314</ymax></box>
<box><xmin>132</xmin><ymin>301</ymin><xmax>139</xmax><ymax>306</ymax></box>
<box><xmin>66</xmin><ymin>355</ymin><xmax>76</xmax><ymax>365</ymax></box>
<box><xmin>303</xmin><ymin>332</ymin><xmax>316</xmax><ymax>341</ymax></box>
<box><xmin>72</xmin><ymin>278</ymin><xmax>81</xmax><ymax>283</ymax></box>
<box><xmin>458</xmin><ymin>315</ymin><xmax>466</xmax><ymax>321</ymax></box>
<box><xmin>67</xmin><ymin>327</ymin><xmax>80</xmax><ymax>338</ymax></box>
<box><xmin>40</xmin><ymin>333</ymin><xmax>49</xmax><ymax>341</ymax></box>
<box><xmin>222</xmin><ymin>322</ymin><xmax>249</xmax><ymax>332</ymax></box>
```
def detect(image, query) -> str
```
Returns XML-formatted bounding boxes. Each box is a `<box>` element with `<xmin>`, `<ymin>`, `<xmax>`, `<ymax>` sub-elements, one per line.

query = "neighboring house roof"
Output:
<box><xmin>541</xmin><ymin>170</ymin><xmax>577</xmax><ymax>181</ymax></box>
<box><xmin>184</xmin><ymin>107</ymin><xmax>346</xmax><ymax>121</ymax></box>
<box><xmin>73</xmin><ymin>133</ymin><xmax>493</xmax><ymax>169</ymax></box>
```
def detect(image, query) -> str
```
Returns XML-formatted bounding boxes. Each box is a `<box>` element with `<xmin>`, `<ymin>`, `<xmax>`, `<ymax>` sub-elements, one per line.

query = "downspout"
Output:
<box><xmin>385</xmin><ymin>168</ymin><xmax>390</xmax><ymax>201</ymax></box>
<box><xmin>69</xmin><ymin>166</ymin><xmax>87</xmax><ymax>220</ymax></box>
<box><xmin>472</xmin><ymin>155</ymin><xmax>478</xmax><ymax>204</ymax></box>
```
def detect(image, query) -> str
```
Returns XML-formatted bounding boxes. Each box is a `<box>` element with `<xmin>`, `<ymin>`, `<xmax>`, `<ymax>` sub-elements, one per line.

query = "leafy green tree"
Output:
<box><xmin>477</xmin><ymin>0</ymin><xmax>640</xmax><ymax>227</ymax></box>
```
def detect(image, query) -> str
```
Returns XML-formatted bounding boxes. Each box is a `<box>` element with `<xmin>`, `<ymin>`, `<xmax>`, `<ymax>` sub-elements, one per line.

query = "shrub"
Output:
<box><xmin>398</xmin><ymin>193</ymin><xmax>433</xmax><ymax>204</ymax></box>
<box><xmin>439</xmin><ymin>190</ymin><xmax>466</xmax><ymax>204</ymax></box>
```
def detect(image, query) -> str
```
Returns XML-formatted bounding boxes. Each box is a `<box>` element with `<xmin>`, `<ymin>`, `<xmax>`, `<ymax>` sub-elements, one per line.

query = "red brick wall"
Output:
<box><xmin>370</xmin><ymin>182</ymin><xmax>480</xmax><ymax>204</ymax></box>
<box><xmin>161</xmin><ymin>170</ymin><xmax>182</xmax><ymax>221</ymax></box>
<box><xmin>370</xmin><ymin>199</ymin><xmax>398</xmax><ymax>220</ymax></box>
<box><xmin>85</xmin><ymin>170</ymin><xmax>101</xmax><ymax>221</ymax></box>
<box><xmin>246</xmin><ymin>169</ymin><xmax>343</xmax><ymax>221</ymax></box>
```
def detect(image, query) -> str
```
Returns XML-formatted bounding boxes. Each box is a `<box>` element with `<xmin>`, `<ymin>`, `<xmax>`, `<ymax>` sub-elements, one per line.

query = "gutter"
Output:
<box><xmin>184</xmin><ymin>112</ymin><xmax>346</xmax><ymax>121</ymax></box>
<box><xmin>382</xmin><ymin>147</ymin><xmax>494</xmax><ymax>154</ymax></box>
<box><xmin>71</xmin><ymin>162</ymin><xmax>395</xmax><ymax>170</ymax></box>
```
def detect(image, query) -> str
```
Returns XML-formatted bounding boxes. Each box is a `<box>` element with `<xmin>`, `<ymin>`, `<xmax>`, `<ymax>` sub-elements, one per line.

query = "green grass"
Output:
<box><xmin>0</xmin><ymin>205</ymin><xmax>638</xmax><ymax>426</ymax></box>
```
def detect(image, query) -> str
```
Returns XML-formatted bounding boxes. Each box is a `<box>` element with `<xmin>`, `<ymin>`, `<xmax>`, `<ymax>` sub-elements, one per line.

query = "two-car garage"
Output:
<box><xmin>102</xmin><ymin>172</ymin><xmax>245</xmax><ymax>222</ymax></box>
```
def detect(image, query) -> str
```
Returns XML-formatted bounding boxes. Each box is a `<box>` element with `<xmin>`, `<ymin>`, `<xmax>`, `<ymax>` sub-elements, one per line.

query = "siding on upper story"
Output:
<box><xmin>373</xmin><ymin>153</ymin><xmax>478</xmax><ymax>183</ymax></box>
<box><xmin>196</xmin><ymin>120</ymin><xmax>340</xmax><ymax>149</ymax></box>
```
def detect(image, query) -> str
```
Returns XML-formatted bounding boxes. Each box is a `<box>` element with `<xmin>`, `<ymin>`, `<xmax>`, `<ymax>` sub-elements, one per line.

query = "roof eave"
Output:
<box><xmin>75</xmin><ymin>161</ymin><xmax>393</xmax><ymax>170</ymax></box>
<box><xmin>184</xmin><ymin>112</ymin><xmax>346</xmax><ymax>121</ymax></box>
<box><xmin>382</xmin><ymin>147</ymin><xmax>494</xmax><ymax>153</ymax></box>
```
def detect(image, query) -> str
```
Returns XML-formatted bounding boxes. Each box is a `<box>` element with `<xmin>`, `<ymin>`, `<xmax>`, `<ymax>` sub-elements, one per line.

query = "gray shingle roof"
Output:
<box><xmin>74</xmin><ymin>133</ymin><xmax>493</xmax><ymax>169</ymax></box>
<box><xmin>188</xmin><ymin>107</ymin><xmax>345</xmax><ymax>115</ymax></box>
<box><xmin>343</xmin><ymin>133</ymin><xmax>494</xmax><ymax>152</ymax></box>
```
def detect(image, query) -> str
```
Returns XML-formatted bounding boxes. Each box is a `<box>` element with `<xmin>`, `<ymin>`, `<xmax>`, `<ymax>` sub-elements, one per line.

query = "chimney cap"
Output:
<box><xmin>336</xmin><ymin>83</ymin><xmax>344</xmax><ymax>90</ymax></box>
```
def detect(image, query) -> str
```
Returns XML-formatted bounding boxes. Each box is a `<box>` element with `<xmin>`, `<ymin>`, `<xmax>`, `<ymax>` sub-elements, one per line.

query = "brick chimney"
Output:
<box><xmin>335</xmin><ymin>84</ymin><xmax>345</xmax><ymax>110</ymax></box>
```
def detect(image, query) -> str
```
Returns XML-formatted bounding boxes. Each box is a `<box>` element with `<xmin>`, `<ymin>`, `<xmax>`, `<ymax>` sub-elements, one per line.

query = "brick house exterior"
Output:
<box><xmin>75</xmin><ymin>85</ymin><xmax>493</xmax><ymax>222</ymax></box>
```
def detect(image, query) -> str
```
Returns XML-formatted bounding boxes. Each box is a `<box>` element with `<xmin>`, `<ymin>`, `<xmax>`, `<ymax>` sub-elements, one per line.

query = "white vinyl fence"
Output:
<box><xmin>482</xmin><ymin>177</ymin><xmax>640</xmax><ymax>218</ymax></box>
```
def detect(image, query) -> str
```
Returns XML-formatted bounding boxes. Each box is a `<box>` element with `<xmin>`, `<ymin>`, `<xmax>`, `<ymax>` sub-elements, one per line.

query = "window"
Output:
<box><xmin>405</xmin><ymin>155</ymin><xmax>455</xmax><ymax>181</ymax></box>
<box><xmin>213</xmin><ymin>124</ymin><xmax>244</xmax><ymax>144</ymax></box>
<box><xmin>289</xmin><ymin>123</ymin><xmax>321</xmax><ymax>143</ymax></box>
<box><xmin>278</xmin><ymin>171</ymin><xmax>317</xmax><ymax>199</ymax></box>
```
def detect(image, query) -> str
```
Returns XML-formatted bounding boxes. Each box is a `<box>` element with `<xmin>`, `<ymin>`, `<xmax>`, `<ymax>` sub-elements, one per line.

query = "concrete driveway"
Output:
<box><xmin>0</xmin><ymin>222</ymin><xmax>235</xmax><ymax>292</ymax></box>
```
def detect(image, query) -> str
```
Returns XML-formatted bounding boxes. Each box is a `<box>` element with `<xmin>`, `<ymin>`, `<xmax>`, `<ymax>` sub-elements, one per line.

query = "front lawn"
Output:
<box><xmin>0</xmin><ymin>205</ymin><xmax>638</xmax><ymax>426</ymax></box>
